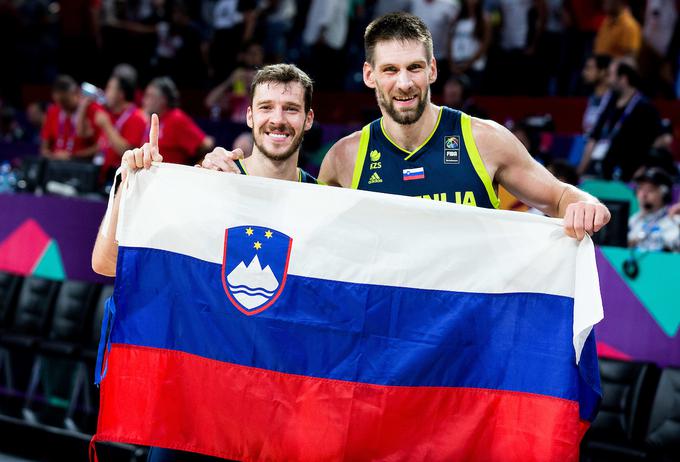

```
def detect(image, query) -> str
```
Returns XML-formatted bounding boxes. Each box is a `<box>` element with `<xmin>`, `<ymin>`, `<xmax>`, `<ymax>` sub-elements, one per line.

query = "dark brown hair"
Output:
<box><xmin>250</xmin><ymin>64</ymin><xmax>314</xmax><ymax>113</ymax></box>
<box><xmin>364</xmin><ymin>12</ymin><xmax>433</xmax><ymax>65</ymax></box>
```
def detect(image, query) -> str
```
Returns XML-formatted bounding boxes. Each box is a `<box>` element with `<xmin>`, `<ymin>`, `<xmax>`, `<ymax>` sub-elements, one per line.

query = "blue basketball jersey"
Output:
<box><xmin>237</xmin><ymin>160</ymin><xmax>318</xmax><ymax>184</ymax></box>
<box><xmin>352</xmin><ymin>107</ymin><xmax>499</xmax><ymax>208</ymax></box>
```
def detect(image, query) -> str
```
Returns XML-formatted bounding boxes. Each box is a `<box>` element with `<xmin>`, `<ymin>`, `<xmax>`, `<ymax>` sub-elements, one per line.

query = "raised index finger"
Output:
<box><xmin>149</xmin><ymin>113</ymin><xmax>159</xmax><ymax>148</ymax></box>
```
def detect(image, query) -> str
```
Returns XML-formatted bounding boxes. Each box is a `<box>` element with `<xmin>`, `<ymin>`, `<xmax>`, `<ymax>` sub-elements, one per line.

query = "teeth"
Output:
<box><xmin>268</xmin><ymin>133</ymin><xmax>288</xmax><ymax>139</ymax></box>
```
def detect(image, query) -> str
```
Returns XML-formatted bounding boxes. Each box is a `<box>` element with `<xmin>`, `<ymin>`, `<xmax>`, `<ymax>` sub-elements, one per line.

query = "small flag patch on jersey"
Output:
<box><xmin>403</xmin><ymin>167</ymin><xmax>425</xmax><ymax>181</ymax></box>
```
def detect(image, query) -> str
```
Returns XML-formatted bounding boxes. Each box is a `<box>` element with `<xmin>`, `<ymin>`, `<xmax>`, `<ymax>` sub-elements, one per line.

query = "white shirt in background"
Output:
<box><xmin>410</xmin><ymin>0</ymin><xmax>461</xmax><ymax>60</ymax></box>
<box><xmin>498</xmin><ymin>0</ymin><xmax>532</xmax><ymax>50</ymax></box>
<box><xmin>303</xmin><ymin>0</ymin><xmax>349</xmax><ymax>50</ymax></box>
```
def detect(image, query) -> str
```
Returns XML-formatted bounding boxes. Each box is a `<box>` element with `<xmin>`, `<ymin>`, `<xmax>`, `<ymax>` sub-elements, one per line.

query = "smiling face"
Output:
<box><xmin>247</xmin><ymin>81</ymin><xmax>314</xmax><ymax>162</ymax></box>
<box><xmin>363</xmin><ymin>39</ymin><xmax>437</xmax><ymax>125</ymax></box>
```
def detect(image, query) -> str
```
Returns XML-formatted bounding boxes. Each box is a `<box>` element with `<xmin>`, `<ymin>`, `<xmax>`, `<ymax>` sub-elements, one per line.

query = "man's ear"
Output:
<box><xmin>305</xmin><ymin>108</ymin><xmax>314</xmax><ymax>131</ymax></box>
<box><xmin>429</xmin><ymin>57</ymin><xmax>438</xmax><ymax>85</ymax></box>
<box><xmin>363</xmin><ymin>62</ymin><xmax>376</xmax><ymax>89</ymax></box>
<box><xmin>246</xmin><ymin>106</ymin><xmax>253</xmax><ymax>129</ymax></box>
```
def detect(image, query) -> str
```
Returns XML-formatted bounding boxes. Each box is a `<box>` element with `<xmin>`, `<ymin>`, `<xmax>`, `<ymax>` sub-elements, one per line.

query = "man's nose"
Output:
<box><xmin>396</xmin><ymin>71</ymin><xmax>414</xmax><ymax>91</ymax></box>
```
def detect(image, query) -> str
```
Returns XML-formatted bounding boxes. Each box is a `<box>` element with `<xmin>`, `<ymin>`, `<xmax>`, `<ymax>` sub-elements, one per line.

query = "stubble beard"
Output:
<box><xmin>253</xmin><ymin>125</ymin><xmax>304</xmax><ymax>162</ymax></box>
<box><xmin>376</xmin><ymin>85</ymin><xmax>429</xmax><ymax>125</ymax></box>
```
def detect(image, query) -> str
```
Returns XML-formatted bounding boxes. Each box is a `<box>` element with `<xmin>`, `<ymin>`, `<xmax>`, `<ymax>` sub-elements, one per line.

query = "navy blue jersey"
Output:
<box><xmin>237</xmin><ymin>159</ymin><xmax>318</xmax><ymax>184</ymax></box>
<box><xmin>352</xmin><ymin>107</ymin><xmax>499</xmax><ymax>208</ymax></box>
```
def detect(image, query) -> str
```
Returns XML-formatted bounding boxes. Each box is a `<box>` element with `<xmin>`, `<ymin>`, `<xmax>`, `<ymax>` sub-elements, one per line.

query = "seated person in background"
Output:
<box><xmin>41</xmin><ymin>75</ymin><xmax>101</xmax><ymax>160</ymax></box>
<box><xmin>91</xmin><ymin>71</ymin><xmax>147</xmax><ymax>182</ymax></box>
<box><xmin>628</xmin><ymin>167</ymin><xmax>679</xmax><ymax>252</ymax></box>
<box><xmin>143</xmin><ymin>77</ymin><xmax>214</xmax><ymax>165</ymax></box>
<box><xmin>204</xmin><ymin>42</ymin><xmax>264</xmax><ymax>124</ymax></box>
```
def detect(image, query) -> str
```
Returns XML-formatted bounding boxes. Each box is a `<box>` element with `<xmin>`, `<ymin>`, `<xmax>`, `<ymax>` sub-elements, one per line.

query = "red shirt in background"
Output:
<box><xmin>569</xmin><ymin>0</ymin><xmax>605</xmax><ymax>33</ymax></box>
<box><xmin>100</xmin><ymin>105</ymin><xmax>148</xmax><ymax>173</ymax></box>
<box><xmin>41</xmin><ymin>103</ymin><xmax>102</xmax><ymax>155</ymax></box>
<box><xmin>156</xmin><ymin>108</ymin><xmax>207</xmax><ymax>165</ymax></box>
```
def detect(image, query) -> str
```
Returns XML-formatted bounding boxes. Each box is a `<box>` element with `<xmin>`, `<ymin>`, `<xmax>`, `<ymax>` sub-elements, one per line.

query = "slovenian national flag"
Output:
<box><xmin>402</xmin><ymin>166</ymin><xmax>425</xmax><ymax>181</ymax></box>
<box><xmin>93</xmin><ymin>163</ymin><xmax>603</xmax><ymax>462</ymax></box>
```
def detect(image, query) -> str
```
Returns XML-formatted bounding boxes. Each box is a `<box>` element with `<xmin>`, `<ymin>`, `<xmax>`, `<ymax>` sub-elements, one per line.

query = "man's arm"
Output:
<box><xmin>92</xmin><ymin>179</ymin><xmax>123</xmax><ymax>276</ymax></box>
<box><xmin>92</xmin><ymin>114</ymin><xmax>163</xmax><ymax>276</ymax></box>
<box><xmin>472</xmin><ymin>117</ymin><xmax>611</xmax><ymax>239</ymax></box>
<box><xmin>318</xmin><ymin>131</ymin><xmax>361</xmax><ymax>187</ymax></box>
<box><xmin>96</xmin><ymin>111</ymin><xmax>132</xmax><ymax>155</ymax></box>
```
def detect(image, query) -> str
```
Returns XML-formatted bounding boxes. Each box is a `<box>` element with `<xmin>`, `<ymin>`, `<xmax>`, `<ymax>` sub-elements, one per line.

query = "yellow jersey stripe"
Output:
<box><xmin>379</xmin><ymin>107</ymin><xmax>443</xmax><ymax>159</ymax></box>
<box><xmin>351</xmin><ymin>124</ymin><xmax>371</xmax><ymax>189</ymax></box>
<box><xmin>460</xmin><ymin>113</ymin><xmax>500</xmax><ymax>209</ymax></box>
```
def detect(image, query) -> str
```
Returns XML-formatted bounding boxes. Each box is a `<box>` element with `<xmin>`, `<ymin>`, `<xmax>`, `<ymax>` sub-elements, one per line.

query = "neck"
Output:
<box><xmin>594</xmin><ymin>83</ymin><xmax>608</xmax><ymax>97</ymax></box>
<box><xmin>244</xmin><ymin>150</ymin><xmax>300</xmax><ymax>182</ymax></box>
<box><xmin>381</xmin><ymin>103</ymin><xmax>440</xmax><ymax>152</ymax></box>
<box><xmin>617</xmin><ymin>87</ymin><xmax>636</xmax><ymax>106</ymax></box>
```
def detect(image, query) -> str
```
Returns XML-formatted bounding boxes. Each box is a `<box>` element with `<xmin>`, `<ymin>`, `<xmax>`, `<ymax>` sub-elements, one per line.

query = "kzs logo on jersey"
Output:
<box><xmin>444</xmin><ymin>136</ymin><xmax>460</xmax><ymax>164</ymax></box>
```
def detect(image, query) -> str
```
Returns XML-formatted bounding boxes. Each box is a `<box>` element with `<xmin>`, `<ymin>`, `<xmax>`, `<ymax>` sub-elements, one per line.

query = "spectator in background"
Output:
<box><xmin>204</xmin><ymin>42</ymin><xmax>264</xmax><ymax>124</ymax></box>
<box><xmin>581</xmin><ymin>54</ymin><xmax>612</xmax><ymax>134</ymax></box>
<box><xmin>447</xmin><ymin>0</ymin><xmax>491</xmax><ymax>88</ymax></box>
<box><xmin>410</xmin><ymin>0</ymin><xmax>460</xmax><ymax>87</ymax></box>
<box><xmin>209</xmin><ymin>0</ymin><xmax>257</xmax><ymax>82</ymax></box>
<box><xmin>142</xmin><ymin>76</ymin><xmax>214</xmax><ymax>165</ymax></box>
<box><xmin>91</xmin><ymin>70</ymin><xmax>147</xmax><ymax>183</ymax></box>
<box><xmin>260</xmin><ymin>0</ymin><xmax>296</xmax><ymax>63</ymax></box>
<box><xmin>57</xmin><ymin>0</ymin><xmax>103</xmax><ymax>82</ymax></box>
<box><xmin>41</xmin><ymin>75</ymin><xmax>101</xmax><ymax>160</ymax></box>
<box><xmin>579</xmin><ymin>59</ymin><xmax>660</xmax><ymax>181</ymax></box>
<box><xmin>628</xmin><ymin>167</ymin><xmax>679</xmax><ymax>252</ymax></box>
<box><xmin>594</xmin><ymin>0</ymin><xmax>642</xmax><ymax>58</ymax></box>
<box><xmin>639</xmin><ymin>0</ymin><xmax>678</xmax><ymax>97</ymax></box>
<box><xmin>441</xmin><ymin>75</ymin><xmax>487</xmax><ymax>118</ymax></box>
<box><xmin>302</xmin><ymin>0</ymin><xmax>349</xmax><ymax>90</ymax></box>
<box><xmin>491</xmin><ymin>0</ymin><xmax>547</xmax><ymax>95</ymax></box>
<box><xmin>152</xmin><ymin>0</ymin><xmax>207</xmax><ymax>87</ymax></box>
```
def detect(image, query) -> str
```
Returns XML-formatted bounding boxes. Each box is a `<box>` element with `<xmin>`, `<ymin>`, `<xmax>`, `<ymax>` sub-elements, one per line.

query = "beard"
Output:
<box><xmin>375</xmin><ymin>84</ymin><xmax>429</xmax><ymax>125</ymax></box>
<box><xmin>253</xmin><ymin>124</ymin><xmax>304</xmax><ymax>162</ymax></box>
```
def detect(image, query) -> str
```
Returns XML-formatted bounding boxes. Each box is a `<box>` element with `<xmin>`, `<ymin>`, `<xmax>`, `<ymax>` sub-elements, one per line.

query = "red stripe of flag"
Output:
<box><xmin>96</xmin><ymin>345</ymin><xmax>587</xmax><ymax>462</ymax></box>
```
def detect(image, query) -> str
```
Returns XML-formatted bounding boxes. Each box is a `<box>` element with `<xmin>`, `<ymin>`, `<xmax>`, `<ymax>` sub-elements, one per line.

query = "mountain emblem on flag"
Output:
<box><xmin>221</xmin><ymin>226</ymin><xmax>292</xmax><ymax>316</ymax></box>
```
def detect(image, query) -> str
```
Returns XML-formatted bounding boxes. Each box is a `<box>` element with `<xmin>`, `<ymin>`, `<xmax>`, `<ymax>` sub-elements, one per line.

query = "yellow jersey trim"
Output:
<box><xmin>238</xmin><ymin>159</ymin><xmax>248</xmax><ymax>175</ymax></box>
<box><xmin>240</xmin><ymin>158</ymin><xmax>303</xmax><ymax>183</ymax></box>
<box><xmin>379</xmin><ymin>107</ymin><xmax>443</xmax><ymax>160</ymax></box>
<box><xmin>351</xmin><ymin>124</ymin><xmax>371</xmax><ymax>189</ymax></box>
<box><xmin>460</xmin><ymin>113</ymin><xmax>500</xmax><ymax>209</ymax></box>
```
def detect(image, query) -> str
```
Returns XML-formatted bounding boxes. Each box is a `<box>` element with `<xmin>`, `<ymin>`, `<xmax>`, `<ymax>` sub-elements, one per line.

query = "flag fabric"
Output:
<box><xmin>93</xmin><ymin>163</ymin><xmax>603</xmax><ymax>462</ymax></box>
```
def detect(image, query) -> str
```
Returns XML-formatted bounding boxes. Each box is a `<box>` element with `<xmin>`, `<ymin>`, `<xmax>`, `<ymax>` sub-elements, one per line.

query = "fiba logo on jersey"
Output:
<box><xmin>444</xmin><ymin>136</ymin><xmax>460</xmax><ymax>165</ymax></box>
<box><xmin>444</xmin><ymin>136</ymin><xmax>459</xmax><ymax>150</ymax></box>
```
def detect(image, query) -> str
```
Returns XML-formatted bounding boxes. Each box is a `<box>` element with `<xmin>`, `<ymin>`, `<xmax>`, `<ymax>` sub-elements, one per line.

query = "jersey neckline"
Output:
<box><xmin>379</xmin><ymin>106</ymin><xmax>444</xmax><ymax>161</ymax></box>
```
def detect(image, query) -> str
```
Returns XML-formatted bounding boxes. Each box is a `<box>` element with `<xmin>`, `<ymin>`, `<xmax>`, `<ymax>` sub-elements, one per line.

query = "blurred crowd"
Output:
<box><xmin>0</xmin><ymin>0</ymin><xmax>679</xmax><ymax>252</ymax></box>
<box><xmin>0</xmin><ymin>0</ymin><xmax>678</xmax><ymax>99</ymax></box>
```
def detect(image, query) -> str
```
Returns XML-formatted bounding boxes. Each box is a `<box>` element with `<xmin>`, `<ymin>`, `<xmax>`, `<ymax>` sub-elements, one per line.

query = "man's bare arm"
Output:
<box><xmin>472</xmin><ymin>117</ymin><xmax>610</xmax><ymax>239</ymax></box>
<box><xmin>92</xmin><ymin>182</ymin><xmax>123</xmax><ymax>276</ymax></box>
<box><xmin>318</xmin><ymin>131</ymin><xmax>361</xmax><ymax>187</ymax></box>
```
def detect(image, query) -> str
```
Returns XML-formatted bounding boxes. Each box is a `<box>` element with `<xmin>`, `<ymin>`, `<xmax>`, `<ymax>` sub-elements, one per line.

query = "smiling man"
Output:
<box><xmin>201</xmin><ymin>64</ymin><xmax>317</xmax><ymax>183</ymax></box>
<box><xmin>91</xmin><ymin>64</ymin><xmax>318</xmax><ymax>462</ymax></box>
<box><xmin>318</xmin><ymin>12</ymin><xmax>610</xmax><ymax>240</ymax></box>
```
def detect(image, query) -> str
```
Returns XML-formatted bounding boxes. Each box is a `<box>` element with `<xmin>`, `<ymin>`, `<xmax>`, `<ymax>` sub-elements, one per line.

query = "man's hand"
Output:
<box><xmin>200</xmin><ymin>147</ymin><xmax>248</xmax><ymax>173</ymax></box>
<box><xmin>121</xmin><ymin>113</ymin><xmax>163</xmax><ymax>180</ymax></box>
<box><xmin>563</xmin><ymin>201</ymin><xmax>611</xmax><ymax>240</ymax></box>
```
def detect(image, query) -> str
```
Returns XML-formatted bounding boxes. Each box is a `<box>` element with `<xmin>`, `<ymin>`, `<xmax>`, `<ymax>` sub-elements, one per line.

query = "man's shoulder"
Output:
<box><xmin>327</xmin><ymin>129</ymin><xmax>362</xmax><ymax>162</ymax></box>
